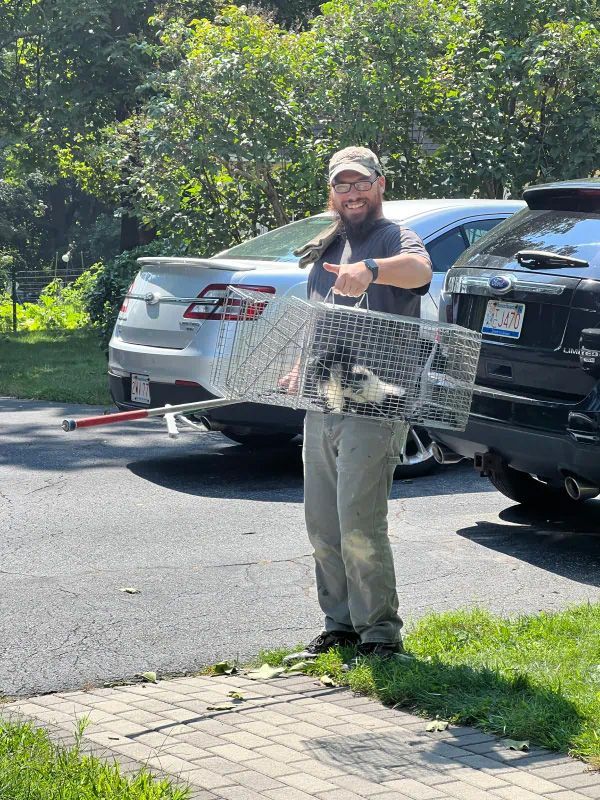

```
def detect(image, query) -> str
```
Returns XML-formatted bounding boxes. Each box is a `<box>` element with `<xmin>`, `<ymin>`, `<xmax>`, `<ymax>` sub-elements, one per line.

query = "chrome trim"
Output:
<box><xmin>446</xmin><ymin>274</ymin><xmax>565</xmax><ymax>296</ymax></box>
<box><xmin>473</xmin><ymin>384</ymin><xmax>572</xmax><ymax>407</ymax></box>
<box><xmin>125</xmin><ymin>294</ymin><xmax>221</xmax><ymax>306</ymax></box>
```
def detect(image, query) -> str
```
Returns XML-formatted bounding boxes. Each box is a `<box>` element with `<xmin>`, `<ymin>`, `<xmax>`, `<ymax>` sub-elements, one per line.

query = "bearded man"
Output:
<box><xmin>283</xmin><ymin>146</ymin><xmax>432</xmax><ymax>664</ymax></box>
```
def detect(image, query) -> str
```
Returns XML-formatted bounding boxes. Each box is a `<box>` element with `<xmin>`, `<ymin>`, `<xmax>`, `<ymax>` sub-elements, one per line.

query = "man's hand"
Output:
<box><xmin>323</xmin><ymin>261</ymin><xmax>374</xmax><ymax>297</ymax></box>
<box><xmin>278</xmin><ymin>364</ymin><xmax>300</xmax><ymax>395</ymax></box>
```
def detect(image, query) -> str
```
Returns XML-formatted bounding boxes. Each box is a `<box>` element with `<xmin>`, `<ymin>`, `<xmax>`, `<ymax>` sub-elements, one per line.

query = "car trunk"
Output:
<box><xmin>447</xmin><ymin>208</ymin><xmax>600</xmax><ymax>402</ymax></box>
<box><xmin>116</xmin><ymin>257</ymin><xmax>258</xmax><ymax>350</ymax></box>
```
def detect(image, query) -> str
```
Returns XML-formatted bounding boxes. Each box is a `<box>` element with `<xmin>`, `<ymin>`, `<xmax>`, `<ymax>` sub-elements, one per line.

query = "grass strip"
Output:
<box><xmin>0</xmin><ymin>329</ymin><xmax>112</xmax><ymax>405</ymax></box>
<box><xmin>258</xmin><ymin>604</ymin><xmax>600</xmax><ymax>767</ymax></box>
<box><xmin>0</xmin><ymin>717</ymin><xmax>189</xmax><ymax>800</ymax></box>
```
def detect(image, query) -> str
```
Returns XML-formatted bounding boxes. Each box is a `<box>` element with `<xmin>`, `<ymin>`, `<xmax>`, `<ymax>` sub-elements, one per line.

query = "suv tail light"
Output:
<box><xmin>183</xmin><ymin>284</ymin><xmax>276</xmax><ymax>321</ymax></box>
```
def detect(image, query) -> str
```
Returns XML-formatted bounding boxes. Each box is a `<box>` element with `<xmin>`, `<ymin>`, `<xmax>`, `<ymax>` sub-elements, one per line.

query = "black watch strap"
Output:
<box><xmin>363</xmin><ymin>258</ymin><xmax>379</xmax><ymax>283</ymax></box>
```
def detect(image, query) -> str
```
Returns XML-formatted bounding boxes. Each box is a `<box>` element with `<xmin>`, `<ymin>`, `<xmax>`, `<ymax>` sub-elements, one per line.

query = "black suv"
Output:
<box><xmin>431</xmin><ymin>179</ymin><xmax>600</xmax><ymax>508</ymax></box>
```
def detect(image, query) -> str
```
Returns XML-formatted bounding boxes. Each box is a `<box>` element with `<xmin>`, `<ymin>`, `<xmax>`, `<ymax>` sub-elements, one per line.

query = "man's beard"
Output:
<box><xmin>341</xmin><ymin>204</ymin><xmax>380</xmax><ymax>240</ymax></box>
<box><xmin>328</xmin><ymin>197</ymin><xmax>383</xmax><ymax>240</ymax></box>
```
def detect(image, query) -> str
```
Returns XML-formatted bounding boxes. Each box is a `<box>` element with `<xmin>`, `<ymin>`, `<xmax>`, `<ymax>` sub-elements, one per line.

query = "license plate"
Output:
<box><xmin>482</xmin><ymin>300</ymin><xmax>525</xmax><ymax>339</ymax></box>
<box><xmin>131</xmin><ymin>374</ymin><xmax>151</xmax><ymax>404</ymax></box>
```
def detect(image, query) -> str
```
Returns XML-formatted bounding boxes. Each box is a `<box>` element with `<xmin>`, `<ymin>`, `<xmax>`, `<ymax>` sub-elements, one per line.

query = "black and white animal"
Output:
<box><xmin>308</xmin><ymin>344</ymin><xmax>405</xmax><ymax>414</ymax></box>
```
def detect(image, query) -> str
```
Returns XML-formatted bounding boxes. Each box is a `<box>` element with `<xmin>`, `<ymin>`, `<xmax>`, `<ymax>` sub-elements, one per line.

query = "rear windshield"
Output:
<box><xmin>455</xmin><ymin>209</ymin><xmax>600</xmax><ymax>276</ymax></box>
<box><xmin>215</xmin><ymin>216</ymin><xmax>334</xmax><ymax>262</ymax></box>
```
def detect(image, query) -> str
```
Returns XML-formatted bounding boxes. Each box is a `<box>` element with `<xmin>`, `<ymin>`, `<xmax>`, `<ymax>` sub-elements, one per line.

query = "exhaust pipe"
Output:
<box><xmin>431</xmin><ymin>442</ymin><xmax>464</xmax><ymax>466</ymax></box>
<box><xmin>564</xmin><ymin>475</ymin><xmax>600</xmax><ymax>501</ymax></box>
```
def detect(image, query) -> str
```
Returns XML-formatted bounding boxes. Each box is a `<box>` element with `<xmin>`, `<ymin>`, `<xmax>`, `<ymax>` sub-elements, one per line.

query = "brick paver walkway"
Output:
<box><xmin>4</xmin><ymin>673</ymin><xmax>600</xmax><ymax>799</ymax></box>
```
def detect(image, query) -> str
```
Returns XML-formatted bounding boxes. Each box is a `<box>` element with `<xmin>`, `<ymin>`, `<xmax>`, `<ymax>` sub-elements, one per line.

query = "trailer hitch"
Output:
<box><xmin>473</xmin><ymin>450</ymin><xmax>505</xmax><ymax>477</ymax></box>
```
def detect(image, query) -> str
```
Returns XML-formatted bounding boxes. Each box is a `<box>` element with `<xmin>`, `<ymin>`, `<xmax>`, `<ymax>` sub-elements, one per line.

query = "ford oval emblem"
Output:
<box><xmin>488</xmin><ymin>275</ymin><xmax>513</xmax><ymax>294</ymax></box>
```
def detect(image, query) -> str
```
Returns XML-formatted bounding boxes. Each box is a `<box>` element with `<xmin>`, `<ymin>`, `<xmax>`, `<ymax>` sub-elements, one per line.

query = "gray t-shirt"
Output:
<box><xmin>307</xmin><ymin>218</ymin><xmax>431</xmax><ymax>317</ymax></box>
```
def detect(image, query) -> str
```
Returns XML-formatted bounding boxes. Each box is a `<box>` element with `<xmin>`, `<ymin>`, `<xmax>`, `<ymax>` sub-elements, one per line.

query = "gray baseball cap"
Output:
<box><xmin>328</xmin><ymin>146</ymin><xmax>383</xmax><ymax>183</ymax></box>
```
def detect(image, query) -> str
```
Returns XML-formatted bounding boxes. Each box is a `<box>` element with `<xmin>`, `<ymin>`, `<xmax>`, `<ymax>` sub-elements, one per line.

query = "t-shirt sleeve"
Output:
<box><xmin>383</xmin><ymin>225</ymin><xmax>432</xmax><ymax>296</ymax></box>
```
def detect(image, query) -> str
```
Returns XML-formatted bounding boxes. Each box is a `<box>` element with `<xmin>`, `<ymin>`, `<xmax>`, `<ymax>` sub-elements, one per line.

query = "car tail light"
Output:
<box><xmin>120</xmin><ymin>280</ymin><xmax>136</xmax><ymax>313</ymax></box>
<box><xmin>183</xmin><ymin>284</ymin><xmax>275</xmax><ymax>321</ymax></box>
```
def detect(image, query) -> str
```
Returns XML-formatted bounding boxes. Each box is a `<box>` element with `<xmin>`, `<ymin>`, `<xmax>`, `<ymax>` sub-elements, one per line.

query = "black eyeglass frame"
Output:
<box><xmin>331</xmin><ymin>174</ymin><xmax>381</xmax><ymax>194</ymax></box>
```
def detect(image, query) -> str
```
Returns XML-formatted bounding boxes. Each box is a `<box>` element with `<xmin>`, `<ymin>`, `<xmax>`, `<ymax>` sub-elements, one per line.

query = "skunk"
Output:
<box><xmin>308</xmin><ymin>344</ymin><xmax>405</xmax><ymax>414</ymax></box>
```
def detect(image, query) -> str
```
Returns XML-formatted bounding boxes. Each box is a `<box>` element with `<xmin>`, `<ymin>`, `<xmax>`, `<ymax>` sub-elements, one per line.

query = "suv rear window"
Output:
<box><xmin>455</xmin><ymin>209</ymin><xmax>600</xmax><ymax>277</ymax></box>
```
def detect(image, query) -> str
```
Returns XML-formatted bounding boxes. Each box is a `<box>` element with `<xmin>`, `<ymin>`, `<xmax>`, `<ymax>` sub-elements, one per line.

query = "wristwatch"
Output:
<box><xmin>363</xmin><ymin>258</ymin><xmax>379</xmax><ymax>284</ymax></box>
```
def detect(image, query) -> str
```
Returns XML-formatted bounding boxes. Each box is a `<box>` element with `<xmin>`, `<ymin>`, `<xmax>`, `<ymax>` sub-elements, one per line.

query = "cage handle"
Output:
<box><xmin>323</xmin><ymin>288</ymin><xmax>370</xmax><ymax>310</ymax></box>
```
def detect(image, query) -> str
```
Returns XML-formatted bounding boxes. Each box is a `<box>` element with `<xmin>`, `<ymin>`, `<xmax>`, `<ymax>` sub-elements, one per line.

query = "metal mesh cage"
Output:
<box><xmin>212</xmin><ymin>287</ymin><xmax>482</xmax><ymax>431</ymax></box>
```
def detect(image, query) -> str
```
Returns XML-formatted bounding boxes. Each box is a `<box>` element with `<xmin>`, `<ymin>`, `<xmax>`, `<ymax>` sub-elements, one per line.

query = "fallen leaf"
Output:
<box><xmin>285</xmin><ymin>661</ymin><xmax>311</xmax><ymax>674</ymax></box>
<box><xmin>119</xmin><ymin>587</ymin><xmax>141</xmax><ymax>594</ymax></box>
<box><xmin>213</xmin><ymin>661</ymin><xmax>237</xmax><ymax>675</ymax></box>
<box><xmin>504</xmin><ymin>739</ymin><xmax>529</xmax><ymax>751</ymax></box>
<box><xmin>227</xmin><ymin>691</ymin><xmax>245</xmax><ymax>700</ymax></box>
<box><xmin>426</xmin><ymin>720</ymin><xmax>449</xmax><ymax>732</ymax></box>
<box><xmin>138</xmin><ymin>672</ymin><xmax>157</xmax><ymax>684</ymax></box>
<box><xmin>207</xmin><ymin>703</ymin><xmax>235</xmax><ymax>711</ymax></box>
<box><xmin>320</xmin><ymin>675</ymin><xmax>335</xmax><ymax>686</ymax></box>
<box><xmin>246</xmin><ymin>664</ymin><xmax>286</xmax><ymax>681</ymax></box>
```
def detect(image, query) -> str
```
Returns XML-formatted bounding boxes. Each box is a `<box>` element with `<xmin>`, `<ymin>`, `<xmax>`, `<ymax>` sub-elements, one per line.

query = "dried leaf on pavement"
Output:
<box><xmin>246</xmin><ymin>664</ymin><xmax>286</xmax><ymax>680</ymax></box>
<box><xmin>504</xmin><ymin>739</ymin><xmax>529</xmax><ymax>751</ymax></box>
<box><xmin>213</xmin><ymin>660</ymin><xmax>237</xmax><ymax>675</ymax></box>
<box><xmin>285</xmin><ymin>661</ymin><xmax>311</xmax><ymax>674</ymax></box>
<box><xmin>426</xmin><ymin>719</ymin><xmax>449</xmax><ymax>732</ymax></box>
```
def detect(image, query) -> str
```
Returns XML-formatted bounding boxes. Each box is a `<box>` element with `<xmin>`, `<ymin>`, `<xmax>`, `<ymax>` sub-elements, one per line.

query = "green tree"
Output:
<box><xmin>308</xmin><ymin>0</ymin><xmax>441</xmax><ymax>198</ymax></box>
<box><xmin>0</xmin><ymin>0</ymin><xmax>172</xmax><ymax>262</ymax></box>
<box><xmin>423</xmin><ymin>0</ymin><xmax>600</xmax><ymax>197</ymax></box>
<box><xmin>116</xmin><ymin>6</ymin><xmax>326</xmax><ymax>254</ymax></box>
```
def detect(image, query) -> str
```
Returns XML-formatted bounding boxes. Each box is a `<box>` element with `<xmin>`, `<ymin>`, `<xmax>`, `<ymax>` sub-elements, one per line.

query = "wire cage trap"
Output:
<box><xmin>211</xmin><ymin>287</ymin><xmax>482</xmax><ymax>431</ymax></box>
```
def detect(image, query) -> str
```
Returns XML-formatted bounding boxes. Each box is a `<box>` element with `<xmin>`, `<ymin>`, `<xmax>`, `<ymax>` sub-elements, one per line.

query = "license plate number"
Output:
<box><xmin>482</xmin><ymin>300</ymin><xmax>525</xmax><ymax>339</ymax></box>
<box><xmin>131</xmin><ymin>374</ymin><xmax>151</xmax><ymax>404</ymax></box>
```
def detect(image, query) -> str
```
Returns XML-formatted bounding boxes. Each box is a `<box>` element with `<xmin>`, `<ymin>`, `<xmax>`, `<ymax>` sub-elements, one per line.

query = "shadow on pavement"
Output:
<box><xmin>303</xmin><ymin>658</ymin><xmax>581</xmax><ymax>779</ymax></box>
<box><xmin>127</xmin><ymin>445</ymin><xmax>305</xmax><ymax>502</ymax></box>
<box><xmin>127</xmin><ymin>451</ymin><xmax>494</xmax><ymax>502</ymax></box>
<box><xmin>456</xmin><ymin>503</ymin><xmax>600</xmax><ymax>587</ymax></box>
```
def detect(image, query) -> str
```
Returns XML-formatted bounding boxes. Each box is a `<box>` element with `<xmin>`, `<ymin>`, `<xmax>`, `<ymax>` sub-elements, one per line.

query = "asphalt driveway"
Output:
<box><xmin>1</xmin><ymin>398</ymin><xmax>599</xmax><ymax>697</ymax></box>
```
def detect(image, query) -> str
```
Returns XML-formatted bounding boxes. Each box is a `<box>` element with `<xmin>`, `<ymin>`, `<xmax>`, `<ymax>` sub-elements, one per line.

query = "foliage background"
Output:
<box><xmin>1</xmin><ymin>0</ymin><xmax>598</xmax><ymax>332</ymax></box>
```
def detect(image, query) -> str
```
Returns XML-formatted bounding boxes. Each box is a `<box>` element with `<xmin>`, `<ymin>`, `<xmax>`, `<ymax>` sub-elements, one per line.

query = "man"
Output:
<box><xmin>283</xmin><ymin>146</ymin><xmax>432</xmax><ymax>664</ymax></box>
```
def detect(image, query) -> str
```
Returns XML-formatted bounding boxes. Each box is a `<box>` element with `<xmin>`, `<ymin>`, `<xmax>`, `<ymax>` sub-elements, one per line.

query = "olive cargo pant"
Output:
<box><xmin>303</xmin><ymin>410</ymin><xmax>409</xmax><ymax>644</ymax></box>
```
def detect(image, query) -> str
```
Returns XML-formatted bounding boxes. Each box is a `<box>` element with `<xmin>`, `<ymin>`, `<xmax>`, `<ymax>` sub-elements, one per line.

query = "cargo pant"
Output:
<box><xmin>303</xmin><ymin>410</ymin><xmax>409</xmax><ymax>644</ymax></box>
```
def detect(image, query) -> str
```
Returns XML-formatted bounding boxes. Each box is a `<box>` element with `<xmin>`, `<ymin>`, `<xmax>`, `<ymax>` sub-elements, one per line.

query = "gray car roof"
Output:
<box><xmin>315</xmin><ymin>198</ymin><xmax>524</xmax><ymax>222</ymax></box>
<box><xmin>371</xmin><ymin>199</ymin><xmax>525</xmax><ymax>239</ymax></box>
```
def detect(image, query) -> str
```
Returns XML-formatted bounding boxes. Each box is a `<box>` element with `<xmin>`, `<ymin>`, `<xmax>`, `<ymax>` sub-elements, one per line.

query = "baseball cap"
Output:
<box><xmin>328</xmin><ymin>146</ymin><xmax>383</xmax><ymax>183</ymax></box>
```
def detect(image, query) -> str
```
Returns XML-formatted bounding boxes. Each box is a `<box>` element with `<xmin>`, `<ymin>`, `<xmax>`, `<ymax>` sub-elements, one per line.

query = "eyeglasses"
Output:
<box><xmin>332</xmin><ymin>175</ymin><xmax>380</xmax><ymax>194</ymax></box>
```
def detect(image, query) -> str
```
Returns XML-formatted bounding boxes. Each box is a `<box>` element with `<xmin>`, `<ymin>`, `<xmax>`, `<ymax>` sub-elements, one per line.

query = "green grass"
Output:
<box><xmin>0</xmin><ymin>718</ymin><xmax>189</xmax><ymax>800</ymax></box>
<box><xmin>260</xmin><ymin>604</ymin><xmax>600</xmax><ymax>766</ymax></box>
<box><xmin>0</xmin><ymin>329</ymin><xmax>112</xmax><ymax>405</ymax></box>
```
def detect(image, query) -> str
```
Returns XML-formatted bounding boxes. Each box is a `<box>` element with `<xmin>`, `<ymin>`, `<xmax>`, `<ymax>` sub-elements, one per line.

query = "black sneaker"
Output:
<box><xmin>357</xmin><ymin>642</ymin><xmax>404</xmax><ymax>658</ymax></box>
<box><xmin>342</xmin><ymin>641</ymin><xmax>412</xmax><ymax>671</ymax></box>
<box><xmin>283</xmin><ymin>630</ymin><xmax>360</xmax><ymax>663</ymax></box>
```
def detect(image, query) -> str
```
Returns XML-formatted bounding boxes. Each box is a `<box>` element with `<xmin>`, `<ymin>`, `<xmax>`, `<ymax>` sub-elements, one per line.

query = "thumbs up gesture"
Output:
<box><xmin>323</xmin><ymin>261</ymin><xmax>374</xmax><ymax>297</ymax></box>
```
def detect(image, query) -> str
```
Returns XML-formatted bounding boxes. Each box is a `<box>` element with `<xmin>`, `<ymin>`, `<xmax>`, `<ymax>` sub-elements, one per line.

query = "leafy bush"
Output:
<box><xmin>83</xmin><ymin>239</ymin><xmax>187</xmax><ymax>352</ymax></box>
<box><xmin>0</xmin><ymin>268</ymin><xmax>98</xmax><ymax>333</ymax></box>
